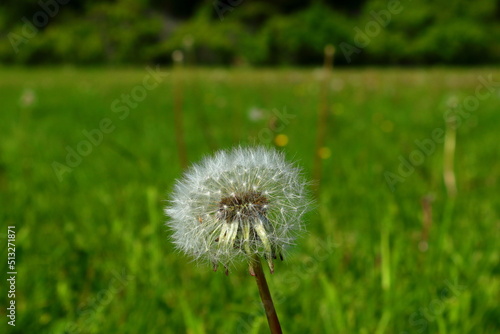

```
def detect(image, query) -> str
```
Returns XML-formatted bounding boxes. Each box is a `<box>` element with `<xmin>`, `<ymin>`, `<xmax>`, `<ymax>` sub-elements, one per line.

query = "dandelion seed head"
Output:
<box><xmin>165</xmin><ymin>146</ymin><xmax>312</xmax><ymax>271</ymax></box>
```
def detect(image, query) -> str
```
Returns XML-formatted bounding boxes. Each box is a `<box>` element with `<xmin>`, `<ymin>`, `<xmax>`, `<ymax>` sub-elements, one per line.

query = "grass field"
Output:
<box><xmin>0</xmin><ymin>66</ymin><xmax>499</xmax><ymax>334</ymax></box>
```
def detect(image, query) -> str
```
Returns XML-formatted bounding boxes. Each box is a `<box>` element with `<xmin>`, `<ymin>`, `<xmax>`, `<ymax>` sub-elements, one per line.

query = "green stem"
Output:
<box><xmin>251</xmin><ymin>255</ymin><xmax>282</xmax><ymax>334</ymax></box>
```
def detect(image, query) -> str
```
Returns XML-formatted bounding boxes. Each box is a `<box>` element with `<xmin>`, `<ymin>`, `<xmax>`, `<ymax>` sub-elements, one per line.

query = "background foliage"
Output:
<box><xmin>0</xmin><ymin>0</ymin><xmax>499</xmax><ymax>65</ymax></box>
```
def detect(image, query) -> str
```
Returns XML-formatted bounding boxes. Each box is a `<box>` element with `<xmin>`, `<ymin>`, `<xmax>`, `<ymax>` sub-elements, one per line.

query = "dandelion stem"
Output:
<box><xmin>251</xmin><ymin>255</ymin><xmax>282</xmax><ymax>334</ymax></box>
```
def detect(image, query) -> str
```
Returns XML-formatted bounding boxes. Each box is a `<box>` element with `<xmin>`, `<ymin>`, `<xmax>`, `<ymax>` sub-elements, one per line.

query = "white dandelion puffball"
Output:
<box><xmin>166</xmin><ymin>146</ymin><xmax>311</xmax><ymax>273</ymax></box>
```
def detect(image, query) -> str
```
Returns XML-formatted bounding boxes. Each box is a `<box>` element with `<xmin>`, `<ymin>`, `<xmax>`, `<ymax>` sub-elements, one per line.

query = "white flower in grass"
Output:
<box><xmin>166</xmin><ymin>146</ymin><xmax>311</xmax><ymax>274</ymax></box>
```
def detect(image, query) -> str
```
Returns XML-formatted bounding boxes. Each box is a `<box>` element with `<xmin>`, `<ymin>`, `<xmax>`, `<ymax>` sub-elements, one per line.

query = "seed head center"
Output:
<box><xmin>218</xmin><ymin>191</ymin><xmax>269</xmax><ymax>222</ymax></box>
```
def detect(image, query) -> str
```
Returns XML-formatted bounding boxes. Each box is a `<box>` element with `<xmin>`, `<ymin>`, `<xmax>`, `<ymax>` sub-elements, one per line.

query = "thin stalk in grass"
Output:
<box><xmin>251</xmin><ymin>255</ymin><xmax>282</xmax><ymax>334</ymax></box>
<box><xmin>313</xmin><ymin>44</ymin><xmax>334</xmax><ymax>194</ymax></box>
<box><xmin>172</xmin><ymin>50</ymin><xmax>188</xmax><ymax>169</ymax></box>
<box><xmin>443</xmin><ymin>119</ymin><xmax>457</xmax><ymax>198</ymax></box>
<box><xmin>438</xmin><ymin>118</ymin><xmax>458</xmax><ymax>269</ymax></box>
<box><xmin>192</xmin><ymin>70</ymin><xmax>218</xmax><ymax>151</ymax></box>
<box><xmin>419</xmin><ymin>195</ymin><xmax>434</xmax><ymax>253</ymax></box>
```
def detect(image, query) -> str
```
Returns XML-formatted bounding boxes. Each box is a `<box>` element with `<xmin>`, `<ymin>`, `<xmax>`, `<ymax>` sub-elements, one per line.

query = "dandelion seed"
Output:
<box><xmin>165</xmin><ymin>146</ymin><xmax>311</xmax><ymax>273</ymax></box>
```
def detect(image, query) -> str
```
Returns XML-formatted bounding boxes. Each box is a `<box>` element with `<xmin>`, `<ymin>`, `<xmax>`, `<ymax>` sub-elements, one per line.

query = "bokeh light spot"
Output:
<box><xmin>274</xmin><ymin>134</ymin><xmax>289</xmax><ymax>147</ymax></box>
<box><xmin>318</xmin><ymin>147</ymin><xmax>331</xmax><ymax>159</ymax></box>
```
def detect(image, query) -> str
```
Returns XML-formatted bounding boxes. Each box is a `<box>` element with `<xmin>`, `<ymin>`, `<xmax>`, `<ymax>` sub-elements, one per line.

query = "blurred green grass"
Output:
<box><xmin>0</xmin><ymin>66</ymin><xmax>499</xmax><ymax>334</ymax></box>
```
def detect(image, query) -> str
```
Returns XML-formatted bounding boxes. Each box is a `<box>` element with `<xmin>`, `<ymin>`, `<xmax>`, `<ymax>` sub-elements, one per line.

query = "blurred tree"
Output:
<box><xmin>0</xmin><ymin>0</ymin><xmax>498</xmax><ymax>65</ymax></box>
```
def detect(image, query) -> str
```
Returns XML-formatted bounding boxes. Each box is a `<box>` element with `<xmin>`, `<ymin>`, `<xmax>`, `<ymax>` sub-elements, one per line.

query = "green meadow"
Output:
<box><xmin>0</xmin><ymin>66</ymin><xmax>498</xmax><ymax>333</ymax></box>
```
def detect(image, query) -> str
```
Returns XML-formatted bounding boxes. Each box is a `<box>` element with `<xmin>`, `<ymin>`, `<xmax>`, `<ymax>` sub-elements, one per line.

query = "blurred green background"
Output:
<box><xmin>1</xmin><ymin>0</ymin><xmax>499</xmax><ymax>65</ymax></box>
<box><xmin>0</xmin><ymin>1</ymin><xmax>499</xmax><ymax>334</ymax></box>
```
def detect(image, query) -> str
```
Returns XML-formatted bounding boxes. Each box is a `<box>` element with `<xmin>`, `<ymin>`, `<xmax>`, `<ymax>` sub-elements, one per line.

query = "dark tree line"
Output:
<box><xmin>1</xmin><ymin>0</ymin><xmax>499</xmax><ymax>65</ymax></box>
